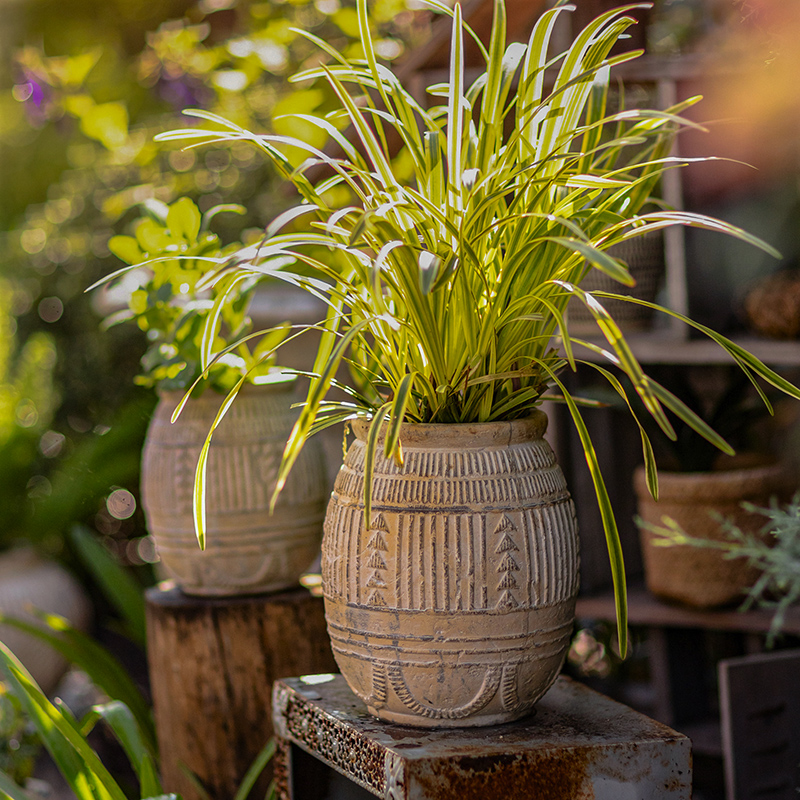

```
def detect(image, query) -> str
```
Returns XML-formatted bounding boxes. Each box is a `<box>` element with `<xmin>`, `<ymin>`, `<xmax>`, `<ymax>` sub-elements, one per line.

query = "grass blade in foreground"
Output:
<box><xmin>0</xmin><ymin>643</ymin><xmax>127</xmax><ymax>800</ymax></box>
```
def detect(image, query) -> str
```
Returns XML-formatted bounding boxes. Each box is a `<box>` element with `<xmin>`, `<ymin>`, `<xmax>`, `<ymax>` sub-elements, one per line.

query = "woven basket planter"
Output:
<box><xmin>634</xmin><ymin>460</ymin><xmax>792</xmax><ymax>608</ymax></box>
<box><xmin>569</xmin><ymin>232</ymin><xmax>665</xmax><ymax>332</ymax></box>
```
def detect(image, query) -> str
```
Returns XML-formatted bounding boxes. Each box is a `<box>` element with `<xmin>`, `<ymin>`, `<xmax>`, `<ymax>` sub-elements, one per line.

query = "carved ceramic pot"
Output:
<box><xmin>142</xmin><ymin>379</ymin><xmax>327</xmax><ymax>596</ymax></box>
<box><xmin>322</xmin><ymin>412</ymin><xmax>579</xmax><ymax>727</ymax></box>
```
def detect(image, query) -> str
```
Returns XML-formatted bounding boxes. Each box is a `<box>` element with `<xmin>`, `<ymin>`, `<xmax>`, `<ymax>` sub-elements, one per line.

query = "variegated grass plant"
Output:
<box><xmin>158</xmin><ymin>0</ymin><xmax>800</xmax><ymax>654</ymax></box>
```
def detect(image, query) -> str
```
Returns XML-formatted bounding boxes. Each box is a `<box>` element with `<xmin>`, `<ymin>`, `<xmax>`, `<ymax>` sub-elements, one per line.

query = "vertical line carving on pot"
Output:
<box><xmin>406</xmin><ymin>514</ymin><xmax>414</xmax><ymax>608</ymax></box>
<box><xmin>537</xmin><ymin>506</ymin><xmax>553</xmax><ymax>605</ymax></box>
<box><xmin>480</xmin><ymin>514</ymin><xmax>488</xmax><ymax>609</ymax></box>
<box><xmin>429</xmin><ymin>514</ymin><xmax>437</xmax><ymax>610</ymax></box>
<box><xmin>414</xmin><ymin>514</ymin><xmax>424</xmax><ymax>610</ymax></box>
<box><xmin>538</xmin><ymin>506</ymin><xmax>555</xmax><ymax>606</ymax></box>
<box><xmin>345</xmin><ymin>506</ymin><xmax>354</xmax><ymax>604</ymax></box>
<box><xmin>553</xmin><ymin>503</ymin><xmax>567</xmax><ymax>602</ymax></box>
<box><xmin>454</xmin><ymin>516</ymin><xmax>463</xmax><ymax>611</ymax></box>
<box><xmin>467</xmin><ymin>513</ymin><xmax>475</xmax><ymax>610</ymax></box>
<box><xmin>398</xmin><ymin>513</ymin><xmax>408</xmax><ymax>608</ymax></box>
<box><xmin>337</xmin><ymin>507</ymin><xmax>348</xmax><ymax>599</ymax></box>
<box><xmin>326</xmin><ymin>508</ymin><xmax>336</xmax><ymax>597</ymax></box>
<box><xmin>176</xmin><ymin>446</ymin><xmax>194</xmax><ymax>514</ymax></box>
<box><xmin>564</xmin><ymin>500</ymin><xmax>580</xmax><ymax>598</ymax></box>
<box><xmin>552</xmin><ymin>505</ymin><xmax>568</xmax><ymax>603</ymax></box>
<box><xmin>520</xmin><ymin>512</ymin><xmax>533</xmax><ymax>607</ymax></box>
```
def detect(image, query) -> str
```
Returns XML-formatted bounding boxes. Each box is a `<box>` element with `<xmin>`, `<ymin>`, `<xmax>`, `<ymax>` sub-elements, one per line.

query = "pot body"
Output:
<box><xmin>141</xmin><ymin>381</ymin><xmax>327</xmax><ymax>596</ymax></box>
<box><xmin>635</xmin><ymin>461</ymin><xmax>791</xmax><ymax>608</ymax></box>
<box><xmin>322</xmin><ymin>413</ymin><xmax>579</xmax><ymax>728</ymax></box>
<box><xmin>0</xmin><ymin>548</ymin><xmax>92</xmax><ymax>693</ymax></box>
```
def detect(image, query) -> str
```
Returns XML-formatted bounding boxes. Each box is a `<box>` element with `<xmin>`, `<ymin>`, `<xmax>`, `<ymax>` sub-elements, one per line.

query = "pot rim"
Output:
<box><xmin>350</xmin><ymin>410</ymin><xmax>548</xmax><ymax>449</ymax></box>
<box><xmin>156</xmin><ymin>373</ymin><xmax>297</xmax><ymax>404</ymax></box>
<box><xmin>633</xmin><ymin>459</ymin><xmax>793</xmax><ymax>501</ymax></box>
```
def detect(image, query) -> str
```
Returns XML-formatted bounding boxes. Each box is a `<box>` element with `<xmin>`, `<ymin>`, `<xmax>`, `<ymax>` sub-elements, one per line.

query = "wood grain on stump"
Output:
<box><xmin>146</xmin><ymin>582</ymin><xmax>336</xmax><ymax>800</ymax></box>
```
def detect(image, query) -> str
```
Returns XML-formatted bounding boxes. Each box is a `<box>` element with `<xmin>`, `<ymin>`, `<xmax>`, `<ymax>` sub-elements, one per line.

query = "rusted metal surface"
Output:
<box><xmin>272</xmin><ymin>674</ymin><xmax>692</xmax><ymax>799</ymax></box>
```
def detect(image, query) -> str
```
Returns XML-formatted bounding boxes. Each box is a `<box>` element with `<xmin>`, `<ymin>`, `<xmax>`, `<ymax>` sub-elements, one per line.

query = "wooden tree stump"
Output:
<box><xmin>146</xmin><ymin>583</ymin><xmax>336</xmax><ymax>800</ymax></box>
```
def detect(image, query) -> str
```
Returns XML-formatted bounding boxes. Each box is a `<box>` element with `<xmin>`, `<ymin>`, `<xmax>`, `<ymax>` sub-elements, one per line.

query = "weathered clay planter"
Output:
<box><xmin>0</xmin><ymin>548</ymin><xmax>92</xmax><ymax>693</ymax></box>
<box><xmin>635</xmin><ymin>460</ymin><xmax>792</xmax><ymax>608</ymax></box>
<box><xmin>322</xmin><ymin>412</ymin><xmax>579</xmax><ymax>728</ymax></box>
<box><xmin>141</xmin><ymin>379</ymin><xmax>327</xmax><ymax>596</ymax></box>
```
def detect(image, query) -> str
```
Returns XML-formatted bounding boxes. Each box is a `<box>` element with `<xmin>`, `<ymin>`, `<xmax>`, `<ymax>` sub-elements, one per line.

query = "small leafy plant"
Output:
<box><xmin>96</xmin><ymin>197</ymin><xmax>285</xmax><ymax>394</ymax></box>
<box><xmin>156</xmin><ymin>0</ymin><xmax>800</xmax><ymax>653</ymax></box>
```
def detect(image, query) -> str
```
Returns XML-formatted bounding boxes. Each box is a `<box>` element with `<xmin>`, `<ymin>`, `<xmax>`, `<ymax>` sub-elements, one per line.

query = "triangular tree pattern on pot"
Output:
<box><xmin>494</xmin><ymin>514</ymin><xmax>520</xmax><ymax>609</ymax></box>
<box><xmin>365</xmin><ymin>513</ymin><xmax>389</xmax><ymax>607</ymax></box>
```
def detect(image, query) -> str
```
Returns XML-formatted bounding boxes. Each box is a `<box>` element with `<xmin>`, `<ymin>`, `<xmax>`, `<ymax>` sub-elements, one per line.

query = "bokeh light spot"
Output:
<box><xmin>38</xmin><ymin>296</ymin><xmax>64</xmax><ymax>323</ymax></box>
<box><xmin>107</xmin><ymin>488</ymin><xmax>136</xmax><ymax>520</ymax></box>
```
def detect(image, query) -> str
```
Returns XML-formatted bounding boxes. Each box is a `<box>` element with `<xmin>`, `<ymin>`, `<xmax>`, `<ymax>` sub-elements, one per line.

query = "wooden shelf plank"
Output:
<box><xmin>576</xmin><ymin>585</ymin><xmax>800</xmax><ymax>636</ymax></box>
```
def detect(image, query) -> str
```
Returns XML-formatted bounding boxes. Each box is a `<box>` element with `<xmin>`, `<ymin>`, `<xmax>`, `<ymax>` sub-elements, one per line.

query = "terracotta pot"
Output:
<box><xmin>0</xmin><ymin>548</ymin><xmax>92</xmax><ymax>693</ymax></box>
<box><xmin>141</xmin><ymin>379</ymin><xmax>328</xmax><ymax>596</ymax></box>
<box><xmin>634</xmin><ymin>460</ymin><xmax>792</xmax><ymax>608</ymax></box>
<box><xmin>322</xmin><ymin>412</ymin><xmax>579</xmax><ymax>728</ymax></box>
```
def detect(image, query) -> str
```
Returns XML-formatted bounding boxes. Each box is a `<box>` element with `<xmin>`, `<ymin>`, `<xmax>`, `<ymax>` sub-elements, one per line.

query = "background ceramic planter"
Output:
<box><xmin>0</xmin><ymin>548</ymin><xmax>92</xmax><ymax>693</ymax></box>
<box><xmin>141</xmin><ymin>380</ymin><xmax>327</xmax><ymax>596</ymax></box>
<box><xmin>322</xmin><ymin>413</ymin><xmax>579</xmax><ymax>728</ymax></box>
<box><xmin>634</xmin><ymin>460</ymin><xmax>792</xmax><ymax>608</ymax></box>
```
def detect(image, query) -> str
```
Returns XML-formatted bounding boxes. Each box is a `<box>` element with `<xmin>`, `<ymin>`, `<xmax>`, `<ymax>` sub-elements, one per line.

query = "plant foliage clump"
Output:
<box><xmin>98</xmin><ymin>197</ymin><xmax>287</xmax><ymax>393</ymax></box>
<box><xmin>158</xmin><ymin>0</ymin><xmax>800</xmax><ymax>653</ymax></box>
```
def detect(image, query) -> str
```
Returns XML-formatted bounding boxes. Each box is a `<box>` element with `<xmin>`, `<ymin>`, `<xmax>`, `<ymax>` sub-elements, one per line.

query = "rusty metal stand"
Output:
<box><xmin>272</xmin><ymin>673</ymin><xmax>692</xmax><ymax>800</ymax></box>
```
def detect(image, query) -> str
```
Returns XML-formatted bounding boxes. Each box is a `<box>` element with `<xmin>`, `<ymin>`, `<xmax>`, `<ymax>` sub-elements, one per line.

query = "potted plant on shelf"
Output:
<box><xmin>94</xmin><ymin>196</ymin><xmax>328</xmax><ymax>596</ymax></box>
<box><xmin>158</xmin><ymin>0</ymin><xmax>800</xmax><ymax>726</ymax></box>
<box><xmin>633</xmin><ymin>369</ymin><xmax>795</xmax><ymax>607</ymax></box>
<box><xmin>643</xmin><ymin>493</ymin><xmax>800</xmax><ymax>644</ymax></box>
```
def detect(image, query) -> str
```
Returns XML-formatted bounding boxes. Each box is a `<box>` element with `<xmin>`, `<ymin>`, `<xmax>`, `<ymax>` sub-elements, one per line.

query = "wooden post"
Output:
<box><xmin>146</xmin><ymin>583</ymin><xmax>336</xmax><ymax>800</ymax></box>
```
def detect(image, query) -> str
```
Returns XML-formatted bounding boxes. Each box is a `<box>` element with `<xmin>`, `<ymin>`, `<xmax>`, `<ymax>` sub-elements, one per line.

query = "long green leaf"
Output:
<box><xmin>0</xmin><ymin>612</ymin><xmax>155</xmax><ymax>756</ymax></box>
<box><xmin>92</xmin><ymin>702</ymin><xmax>162</xmax><ymax>799</ymax></box>
<box><xmin>233</xmin><ymin>739</ymin><xmax>276</xmax><ymax>800</ymax></box>
<box><xmin>446</xmin><ymin>2</ymin><xmax>465</xmax><ymax>214</ymax></box>
<box><xmin>543</xmin><ymin>370</ymin><xmax>628</xmax><ymax>657</ymax></box>
<box><xmin>0</xmin><ymin>643</ymin><xmax>127</xmax><ymax>800</ymax></box>
<box><xmin>193</xmin><ymin>376</ymin><xmax>247</xmax><ymax>549</ymax></box>
<box><xmin>69</xmin><ymin>525</ymin><xmax>146</xmax><ymax>647</ymax></box>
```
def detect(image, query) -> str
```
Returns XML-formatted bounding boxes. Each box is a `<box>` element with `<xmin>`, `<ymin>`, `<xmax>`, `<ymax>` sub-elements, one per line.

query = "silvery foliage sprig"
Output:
<box><xmin>645</xmin><ymin>495</ymin><xmax>800</xmax><ymax>645</ymax></box>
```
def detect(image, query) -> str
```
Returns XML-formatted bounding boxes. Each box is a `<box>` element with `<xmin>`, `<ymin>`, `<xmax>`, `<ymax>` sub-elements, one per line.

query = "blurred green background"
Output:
<box><xmin>0</xmin><ymin>0</ymin><xmax>422</xmax><ymax>605</ymax></box>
